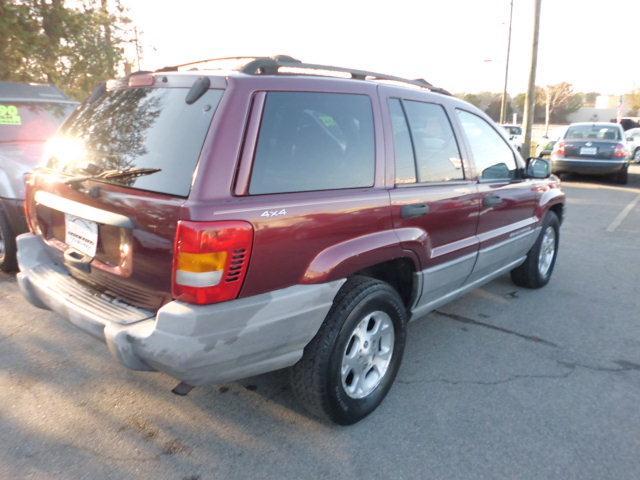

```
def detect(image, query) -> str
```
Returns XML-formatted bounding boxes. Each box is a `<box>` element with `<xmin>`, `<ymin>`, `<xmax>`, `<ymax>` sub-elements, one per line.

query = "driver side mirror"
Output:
<box><xmin>526</xmin><ymin>157</ymin><xmax>551</xmax><ymax>179</ymax></box>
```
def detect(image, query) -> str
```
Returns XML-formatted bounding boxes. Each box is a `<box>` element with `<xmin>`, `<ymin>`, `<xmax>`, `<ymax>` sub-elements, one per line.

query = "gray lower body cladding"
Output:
<box><xmin>551</xmin><ymin>158</ymin><xmax>628</xmax><ymax>175</ymax></box>
<box><xmin>16</xmin><ymin>233</ymin><xmax>345</xmax><ymax>386</ymax></box>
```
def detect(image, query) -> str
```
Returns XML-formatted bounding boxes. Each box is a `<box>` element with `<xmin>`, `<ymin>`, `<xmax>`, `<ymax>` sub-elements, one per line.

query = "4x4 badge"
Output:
<box><xmin>260</xmin><ymin>209</ymin><xmax>287</xmax><ymax>218</ymax></box>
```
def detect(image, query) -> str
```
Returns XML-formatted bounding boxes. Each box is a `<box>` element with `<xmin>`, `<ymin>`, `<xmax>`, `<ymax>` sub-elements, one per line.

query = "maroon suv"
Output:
<box><xmin>16</xmin><ymin>57</ymin><xmax>565</xmax><ymax>424</ymax></box>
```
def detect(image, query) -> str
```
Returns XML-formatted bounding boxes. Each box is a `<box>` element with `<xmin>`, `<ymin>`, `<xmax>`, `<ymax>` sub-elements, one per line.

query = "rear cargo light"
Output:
<box><xmin>172</xmin><ymin>221</ymin><xmax>253</xmax><ymax>305</ymax></box>
<box><xmin>614</xmin><ymin>143</ymin><xmax>628</xmax><ymax>159</ymax></box>
<box><xmin>552</xmin><ymin>141</ymin><xmax>566</xmax><ymax>158</ymax></box>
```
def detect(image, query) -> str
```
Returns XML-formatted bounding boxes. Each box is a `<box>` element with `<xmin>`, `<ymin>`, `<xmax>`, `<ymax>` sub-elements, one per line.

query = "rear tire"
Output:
<box><xmin>613</xmin><ymin>166</ymin><xmax>628</xmax><ymax>185</ymax></box>
<box><xmin>290</xmin><ymin>276</ymin><xmax>407</xmax><ymax>425</ymax></box>
<box><xmin>511</xmin><ymin>211</ymin><xmax>560</xmax><ymax>289</ymax></box>
<box><xmin>633</xmin><ymin>148</ymin><xmax>640</xmax><ymax>164</ymax></box>
<box><xmin>0</xmin><ymin>211</ymin><xmax>17</xmax><ymax>272</ymax></box>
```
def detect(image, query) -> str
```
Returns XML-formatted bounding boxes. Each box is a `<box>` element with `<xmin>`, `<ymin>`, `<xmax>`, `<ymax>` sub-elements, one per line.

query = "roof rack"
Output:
<box><xmin>155</xmin><ymin>56</ymin><xmax>450</xmax><ymax>95</ymax></box>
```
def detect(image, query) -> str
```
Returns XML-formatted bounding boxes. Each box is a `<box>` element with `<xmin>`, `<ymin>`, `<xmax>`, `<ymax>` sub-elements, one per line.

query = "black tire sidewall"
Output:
<box><xmin>326</xmin><ymin>287</ymin><xmax>406</xmax><ymax>424</ymax></box>
<box><xmin>0</xmin><ymin>211</ymin><xmax>17</xmax><ymax>272</ymax></box>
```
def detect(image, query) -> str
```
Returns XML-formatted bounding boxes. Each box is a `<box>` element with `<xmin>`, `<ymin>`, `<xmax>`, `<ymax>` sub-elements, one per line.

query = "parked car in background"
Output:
<box><xmin>624</xmin><ymin>127</ymin><xmax>640</xmax><ymax>163</ymax></box>
<box><xmin>550</xmin><ymin>122</ymin><xmax>630</xmax><ymax>184</ymax></box>
<box><xmin>536</xmin><ymin>126</ymin><xmax>567</xmax><ymax>158</ymax></box>
<box><xmin>501</xmin><ymin>124</ymin><xmax>523</xmax><ymax>151</ymax></box>
<box><xmin>16</xmin><ymin>57</ymin><xmax>565</xmax><ymax>424</ymax></box>
<box><xmin>0</xmin><ymin>82</ymin><xmax>78</xmax><ymax>271</ymax></box>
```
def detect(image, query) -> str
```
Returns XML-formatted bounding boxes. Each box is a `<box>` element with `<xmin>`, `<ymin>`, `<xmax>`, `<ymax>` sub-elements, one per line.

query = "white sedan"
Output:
<box><xmin>625</xmin><ymin>128</ymin><xmax>640</xmax><ymax>163</ymax></box>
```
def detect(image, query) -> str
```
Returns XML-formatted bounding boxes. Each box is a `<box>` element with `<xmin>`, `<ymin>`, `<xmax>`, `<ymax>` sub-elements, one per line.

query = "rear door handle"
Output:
<box><xmin>401</xmin><ymin>203</ymin><xmax>430</xmax><ymax>219</ymax></box>
<box><xmin>483</xmin><ymin>195</ymin><xmax>503</xmax><ymax>208</ymax></box>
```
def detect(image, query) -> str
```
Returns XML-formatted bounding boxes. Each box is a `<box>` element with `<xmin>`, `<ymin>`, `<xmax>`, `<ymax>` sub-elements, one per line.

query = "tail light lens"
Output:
<box><xmin>614</xmin><ymin>143</ymin><xmax>628</xmax><ymax>159</ymax></box>
<box><xmin>552</xmin><ymin>141</ymin><xmax>566</xmax><ymax>158</ymax></box>
<box><xmin>23</xmin><ymin>173</ymin><xmax>39</xmax><ymax>234</ymax></box>
<box><xmin>172</xmin><ymin>220</ymin><xmax>253</xmax><ymax>305</ymax></box>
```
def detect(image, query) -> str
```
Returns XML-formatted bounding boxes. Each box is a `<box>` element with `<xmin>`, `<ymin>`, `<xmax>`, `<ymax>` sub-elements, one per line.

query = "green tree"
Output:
<box><xmin>0</xmin><ymin>0</ymin><xmax>130</xmax><ymax>100</ymax></box>
<box><xmin>626</xmin><ymin>90</ymin><xmax>640</xmax><ymax>116</ymax></box>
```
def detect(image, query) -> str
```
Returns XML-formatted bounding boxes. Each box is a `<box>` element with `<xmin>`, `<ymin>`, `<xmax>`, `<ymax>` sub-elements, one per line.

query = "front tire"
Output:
<box><xmin>290</xmin><ymin>276</ymin><xmax>407</xmax><ymax>425</ymax></box>
<box><xmin>511</xmin><ymin>211</ymin><xmax>560</xmax><ymax>289</ymax></box>
<box><xmin>0</xmin><ymin>211</ymin><xmax>17</xmax><ymax>272</ymax></box>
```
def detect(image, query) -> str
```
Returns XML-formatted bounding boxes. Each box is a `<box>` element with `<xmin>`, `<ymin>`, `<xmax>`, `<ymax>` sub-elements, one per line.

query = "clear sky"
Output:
<box><xmin>126</xmin><ymin>0</ymin><xmax>640</xmax><ymax>95</ymax></box>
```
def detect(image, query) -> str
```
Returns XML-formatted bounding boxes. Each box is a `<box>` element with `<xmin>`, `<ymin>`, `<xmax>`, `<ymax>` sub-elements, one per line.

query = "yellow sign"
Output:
<box><xmin>0</xmin><ymin>105</ymin><xmax>22</xmax><ymax>125</ymax></box>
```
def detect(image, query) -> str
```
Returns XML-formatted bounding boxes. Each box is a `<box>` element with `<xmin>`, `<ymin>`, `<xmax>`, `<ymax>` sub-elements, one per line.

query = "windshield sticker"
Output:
<box><xmin>318</xmin><ymin>114</ymin><xmax>337</xmax><ymax>128</ymax></box>
<box><xmin>0</xmin><ymin>105</ymin><xmax>22</xmax><ymax>125</ymax></box>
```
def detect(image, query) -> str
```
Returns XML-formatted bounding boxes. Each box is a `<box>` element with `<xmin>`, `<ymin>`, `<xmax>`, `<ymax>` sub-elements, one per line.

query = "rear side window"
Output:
<box><xmin>50</xmin><ymin>87</ymin><xmax>223</xmax><ymax>197</ymax></box>
<box><xmin>389</xmin><ymin>99</ymin><xmax>417</xmax><ymax>184</ymax></box>
<box><xmin>457</xmin><ymin>109</ymin><xmax>517</xmax><ymax>181</ymax></box>
<box><xmin>390</xmin><ymin>99</ymin><xmax>463</xmax><ymax>184</ymax></box>
<box><xmin>249</xmin><ymin>92</ymin><xmax>375</xmax><ymax>195</ymax></box>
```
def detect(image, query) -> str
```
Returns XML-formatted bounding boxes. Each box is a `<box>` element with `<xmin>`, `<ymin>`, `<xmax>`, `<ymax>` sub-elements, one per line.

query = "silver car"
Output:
<box><xmin>625</xmin><ymin>127</ymin><xmax>640</xmax><ymax>163</ymax></box>
<box><xmin>0</xmin><ymin>82</ymin><xmax>77</xmax><ymax>271</ymax></box>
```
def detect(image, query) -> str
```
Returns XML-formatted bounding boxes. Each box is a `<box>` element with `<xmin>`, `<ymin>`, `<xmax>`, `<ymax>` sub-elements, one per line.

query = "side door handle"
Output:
<box><xmin>483</xmin><ymin>195</ymin><xmax>503</xmax><ymax>208</ymax></box>
<box><xmin>401</xmin><ymin>203</ymin><xmax>430</xmax><ymax>219</ymax></box>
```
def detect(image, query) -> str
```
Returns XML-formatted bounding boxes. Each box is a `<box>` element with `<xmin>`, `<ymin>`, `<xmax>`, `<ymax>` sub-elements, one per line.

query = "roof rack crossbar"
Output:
<box><xmin>155</xmin><ymin>56</ymin><xmax>450</xmax><ymax>95</ymax></box>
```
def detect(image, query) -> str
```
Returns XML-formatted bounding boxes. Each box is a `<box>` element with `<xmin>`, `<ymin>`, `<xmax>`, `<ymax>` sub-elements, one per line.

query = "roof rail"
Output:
<box><xmin>155</xmin><ymin>56</ymin><xmax>450</xmax><ymax>95</ymax></box>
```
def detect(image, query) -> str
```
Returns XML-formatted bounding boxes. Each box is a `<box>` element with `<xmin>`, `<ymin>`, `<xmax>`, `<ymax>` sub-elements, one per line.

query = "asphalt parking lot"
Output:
<box><xmin>1</xmin><ymin>166</ymin><xmax>639</xmax><ymax>480</ymax></box>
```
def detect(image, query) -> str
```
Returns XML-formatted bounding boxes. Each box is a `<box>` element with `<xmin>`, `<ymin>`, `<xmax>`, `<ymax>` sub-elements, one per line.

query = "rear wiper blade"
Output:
<box><xmin>64</xmin><ymin>167</ymin><xmax>162</xmax><ymax>185</ymax></box>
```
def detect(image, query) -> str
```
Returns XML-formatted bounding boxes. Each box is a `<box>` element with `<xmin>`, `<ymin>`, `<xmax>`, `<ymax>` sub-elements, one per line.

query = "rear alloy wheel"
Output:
<box><xmin>290</xmin><ymin>276</ymin><xmax>407</xmax><ymax>425</ymax></box>
<box><xmin>0</xmin><ymin>211</ymin><xmax>17</xmax><ymax>272</ymax></box>
<box><xmin>511</xmin><ymin>211</ymin><xmax>560</xmax><ymax>289</ymax></box>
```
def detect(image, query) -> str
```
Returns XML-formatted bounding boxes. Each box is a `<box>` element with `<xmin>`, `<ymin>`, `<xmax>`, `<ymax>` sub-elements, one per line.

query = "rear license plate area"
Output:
<box><xmin>65</xmin><ymin>214</ymin><xmax>98</xmax><ymax>258</ymax></box>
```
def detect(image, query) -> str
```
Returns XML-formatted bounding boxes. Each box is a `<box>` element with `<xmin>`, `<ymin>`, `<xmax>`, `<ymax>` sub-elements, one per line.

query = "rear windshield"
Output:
<box><xmin>565</xmin><ymin>124</ymin><xmax>621</xmax><ymax>141</ymax></box>
<box><xmin>0</xmin><ymin>102</ymin><xmax>76</xmax><ymax>142</ymax></box>
<box><xmin>49</xmin><ymin>87</ymin><xmax>223</xmax><ymax>197</ymax></box>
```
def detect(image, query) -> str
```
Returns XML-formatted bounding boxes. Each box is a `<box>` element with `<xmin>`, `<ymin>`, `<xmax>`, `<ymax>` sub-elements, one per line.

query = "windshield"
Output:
<box><xmin>503</xmin><ymin>126</ymin><xmax>522</xmax><ymax>136</ymax></box>
<box><xmin>565</xmin><ymin>124</ymin><xmax>621</xmax><ymax>141</ymax></box>
<box><xmin>48</xmin><ymin>87</ymin><xmax>223</xmax><ymax>197</ymax></box>
<box><xmin>0</xmin><ymin>102</ymin><xmax>76</xmax><ymax>143</ymax></box>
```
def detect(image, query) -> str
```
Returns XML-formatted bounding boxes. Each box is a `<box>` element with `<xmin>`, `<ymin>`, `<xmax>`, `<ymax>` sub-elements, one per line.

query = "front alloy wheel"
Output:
<box><xmin>537</xmin><ymin>226</ymin><xmax>556</xmax><ymax>278</ymax></box>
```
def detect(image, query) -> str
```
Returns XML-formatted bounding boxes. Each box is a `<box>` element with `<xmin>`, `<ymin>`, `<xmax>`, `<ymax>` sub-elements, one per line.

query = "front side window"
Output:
<box><xmin>249</xmin><ymin>92</ymin><xmax>375</xmax><ymax>195</ymax></box>
<box><xmin>457</xmin><ymin>110</ymin><xmax>517</xmax><ymax>181</ymax></box>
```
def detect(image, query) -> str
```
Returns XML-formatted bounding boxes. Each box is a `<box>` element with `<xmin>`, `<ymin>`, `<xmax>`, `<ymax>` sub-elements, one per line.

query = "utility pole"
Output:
<box><xmin>522</xmin><ymin>0</ymin><xmax>542</xmax><ymax>158</ymax></box>
<box><xmin>499</xmin><ymin>0</ymin><xmax>514</xmax><ymax>125</ymax></box>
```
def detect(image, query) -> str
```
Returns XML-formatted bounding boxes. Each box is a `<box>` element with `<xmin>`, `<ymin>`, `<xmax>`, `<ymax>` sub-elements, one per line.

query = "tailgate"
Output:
<box><xmin>23</xmin><ymin>77</ymin><xmax>225</xmax><ymax>310</ymax></box>
<box><xmin>564</xmin><ymin>140</ymin><xmax>617</xmax><ymax>159</ymax></box>
<box><xmin>27</xmin><ymin>175</ymin><xmax>182</xmax><ymax>310</ymax></box>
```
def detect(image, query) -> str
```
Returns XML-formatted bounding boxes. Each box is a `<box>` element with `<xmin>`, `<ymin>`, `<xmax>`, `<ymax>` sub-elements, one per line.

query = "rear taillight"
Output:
<box><xmin>23</xmin><ymin>173</ymin><xmax>39</xmax><ymax>234</ymax></box>
<box><xmin>552</xmin><ymin>141</ymin><xmax>566</xmax><ymax>158</ymax></box>
<box><xmin>614</xmin><ymin>143</ymin><xmax>628</xmax><ymax>159</ymax></box>
<box><xmin>172</xmin><ymin>221</ymin><xmax>253</xmax><ymax>305</ymax></box>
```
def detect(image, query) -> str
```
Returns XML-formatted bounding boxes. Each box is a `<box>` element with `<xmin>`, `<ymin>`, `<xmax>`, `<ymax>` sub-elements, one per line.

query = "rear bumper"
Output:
<box><xmin>0</xmin><ymin>197</ymin><xmax>27</xmax><ymax>235</ymax></box>
<box><xmin>16</xmin><ymin>233</ymin><xmax>343</xmax><ymax>386</ymax></box>
<box><xmin>551</xmin><ymin>158</ymin><xmax>628</xmax><ymax>175</ymax></box>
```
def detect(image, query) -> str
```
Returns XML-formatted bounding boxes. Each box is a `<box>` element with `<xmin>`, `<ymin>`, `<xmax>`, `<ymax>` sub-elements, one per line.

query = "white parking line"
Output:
<box><xmin>606</xmin><ymin>194</ymin><xmax>640</xmax><ymax>232</ymax></box>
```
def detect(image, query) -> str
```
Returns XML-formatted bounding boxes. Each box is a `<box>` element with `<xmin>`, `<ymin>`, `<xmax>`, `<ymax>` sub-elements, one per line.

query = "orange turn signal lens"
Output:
<box><xmin>177</xmin><ymin>251</ymin><xmax>227</xmax><ymax>273</ymax></box>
